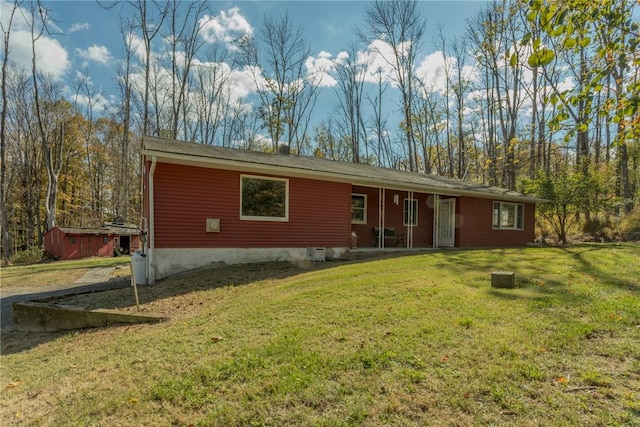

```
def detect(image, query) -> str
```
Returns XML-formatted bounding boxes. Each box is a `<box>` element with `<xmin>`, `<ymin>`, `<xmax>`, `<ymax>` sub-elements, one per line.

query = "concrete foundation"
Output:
<box><xmin>151</xmin><ymin>247</ymin><xmax>349</xmax><ymax>281</ymax></box>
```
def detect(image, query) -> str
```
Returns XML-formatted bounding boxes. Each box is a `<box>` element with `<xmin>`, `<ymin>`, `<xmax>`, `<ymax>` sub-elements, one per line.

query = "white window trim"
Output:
<box><xmin>351</xmin><ymin>193</ymin><xmax>367</xmax><ymax>224</ymax></box>
<box><xmin>240</xmin><ymin>174</ymin><xmax>289</xmax><ymax>222</ymax></box>
<box><xmin>492</xmin><ymin>201</ymin><xmax>524</xmax><ymax>230</ymax></box>
<box><xmin>403</xmin><ymin>198</ymin><xmax>418</xmax><ymax>226</ymax></box>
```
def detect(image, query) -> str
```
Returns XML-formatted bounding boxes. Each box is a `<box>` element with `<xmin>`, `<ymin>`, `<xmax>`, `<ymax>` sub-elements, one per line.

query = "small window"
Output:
<box><xmin>103</xmin><ymin>236</ymin><xmax>110</xmax><ymax>244</ymax></box>
<box><xmin>351</xmin><ymin>194</ymin><xmax>367</xmax><ymax>224</ymax></box>
<box><xmin>241</xmin><ymin>175</ymin><xmax>288</xmax><ymax>221</ymax></box>
<box><xmin>403</xmin><ymin>198</ymin><xmax>418</xmax><ymax>226</ymax></box>
<box><xmin>69</xmin><ymin>237</ymin><xmax>76</xmax><ymax>244</ymax></box>
<box><xmin>493</xmin><ymin>201</ymin><xmax>524</xmax><ymax>230</ymax></box>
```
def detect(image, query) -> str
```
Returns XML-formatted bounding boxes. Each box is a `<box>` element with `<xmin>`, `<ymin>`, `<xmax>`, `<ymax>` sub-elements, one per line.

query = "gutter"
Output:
<box><xmin>148</xmin><ymin>156</ymin><xmax>157</xmax><ymax>284</ymax></box>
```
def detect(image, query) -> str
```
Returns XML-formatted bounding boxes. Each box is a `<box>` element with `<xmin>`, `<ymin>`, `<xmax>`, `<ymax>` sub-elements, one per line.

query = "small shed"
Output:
<box><xmin>44</xmin><ymin>226</ymin><xmax>141</xmax><ymax>260</ymax></box>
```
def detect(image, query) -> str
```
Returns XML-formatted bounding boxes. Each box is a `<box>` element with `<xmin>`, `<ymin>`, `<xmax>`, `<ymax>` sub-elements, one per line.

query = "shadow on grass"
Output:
<box><xmin>559</xmin><ymin>244</ymin><xmax>639</xmax><ymax>292</ymax></box>
<box><xmin>0</xmin><ymin>251</ymin><xmax>413</xmax><ymax>355</ymax></box>
<box><xmin>3</xmin><ymin>245</ymin><xmax>636</xmax><ymax>355</ymax></box>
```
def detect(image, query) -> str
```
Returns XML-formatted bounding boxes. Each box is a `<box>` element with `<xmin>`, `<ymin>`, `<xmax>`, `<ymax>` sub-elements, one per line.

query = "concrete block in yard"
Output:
<box><xmin>491</xmin><ymin>271</ymin><xmax>515</xmax><ymax>288</ymax></box>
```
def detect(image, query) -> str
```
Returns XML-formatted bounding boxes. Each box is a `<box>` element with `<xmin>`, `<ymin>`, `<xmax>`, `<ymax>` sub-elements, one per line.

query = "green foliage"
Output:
<box><xmin>616</xmin><ymin>206</ymin><xmax>640</xmax><ymax>241</ymax></box>
<box><xmin>8</xmin><ymin>248</ymin><xmax>43</xmax><ymax>265</ymax></box>
<box><xmin>522</xmin><ymin>167</ymin><xmax>591</xmax><ymax>243</ymax></box>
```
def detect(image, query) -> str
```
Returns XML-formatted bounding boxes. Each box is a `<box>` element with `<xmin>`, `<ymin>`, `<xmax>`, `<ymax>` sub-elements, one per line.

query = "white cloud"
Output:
<box><xmin>232</xmin><ymin>65</ymin><xmax>262</xmax><ymax>100</ymax></box>
<box><xmin>305</xmin><ymin>51</ymin><xmax>338</xmax><ymax>88</ymax></box>
<box><xmin>9</xmin><ymin>30</ymin><xmax>70</xmax><ymax>80</ymax></box>
<box><xmin>76</xmin><ymin>45</ymin><xmax>112</xmax><ymax>66</ymax></box>
<box><xmin>358</xmin><ymin>39</ymin><xmax>396</xmax><ymax>84</ymax></box>
<box><xmin>69</xmin><ymin>22</ymin><xmax>89</xmax><ymax>33</ymax></box>
<box><xmin>200</xmin><ymin>7</ymin><xmax>253</xmax><ymax>50</ymax></box>
<box><xmin>415</xmin><ymin>51</ymin><xmax>447</xmax><ymax>93</ymax></box>
<box><xmin>123</xmin><ymin>32</ymin><xmax>147</xmax><ymax>62</ymax></box>
<box><xmin>1</xmin><ymin>1</ymin><xmax>70</xmax><ymax>81</ymax></box>
<box><xmin>415</xmin><ymin>51</ymin><xmax>476</xmax><ymax>95</ymax></box>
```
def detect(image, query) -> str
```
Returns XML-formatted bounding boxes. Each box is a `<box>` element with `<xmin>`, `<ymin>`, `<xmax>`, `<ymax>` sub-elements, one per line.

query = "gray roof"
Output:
<box><xmin>142</xmin><ymin>136</ymin><xmax>546</xmax><ymax>204</ymax></box>
<box><xmin>56</xmin><ymin>226</ymin><xmax>139</xmax><ymax>236</ymax></box>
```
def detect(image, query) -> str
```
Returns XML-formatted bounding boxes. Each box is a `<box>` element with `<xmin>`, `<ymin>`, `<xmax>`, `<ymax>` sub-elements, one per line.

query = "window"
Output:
<box><xmin>351</xmin><ymin>194</ymin><xmax>367</xmax><ymax>224</ymax></box>
<box><xmin>69</xmin><ymin>237</ymin><xmax>76</xmax><ymax>244</ymax></box>
<box><xmin>403</xmin><ymin>198</ymin><xmax>418</xmax><ymax>226</ymax></box>
<box><xmin>241</xmin><ymin>175</ymin><xmax>288</xmax><ymax>221</ymax></box>
<box><xmin>493</xmin><ymin>202</ymin><xmax>524</xmax><ymax>230</ymax></box>
<box><xmin>103</xmin><ymin>236</ymin><xmax>110</xmax><ymax>244</ymax></box>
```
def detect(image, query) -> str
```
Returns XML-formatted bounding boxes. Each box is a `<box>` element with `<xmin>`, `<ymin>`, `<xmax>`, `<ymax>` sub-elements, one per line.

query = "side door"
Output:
<box><xmin>437</xmin><ymin>198</ymin><xmax>455</xmax><ymax>247</ymax></box>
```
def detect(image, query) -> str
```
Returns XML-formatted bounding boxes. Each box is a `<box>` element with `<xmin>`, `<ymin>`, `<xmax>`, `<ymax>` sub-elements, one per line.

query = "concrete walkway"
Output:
<box><xmin>74</xmin><ymin>267</ymin><xmax>115</xmax><ymax>284</ymax></box>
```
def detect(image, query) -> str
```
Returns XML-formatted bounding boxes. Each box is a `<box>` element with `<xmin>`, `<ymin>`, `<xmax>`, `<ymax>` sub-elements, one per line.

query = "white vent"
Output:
<box><xmin>308</xmin><ymin>247</ymin><xmax>326</xmax><ymax>262</ymax></box>
<box><xmin>206</xmin><ymin>218</ymin><xmax>220</xmax><ymax>232</ymax></box>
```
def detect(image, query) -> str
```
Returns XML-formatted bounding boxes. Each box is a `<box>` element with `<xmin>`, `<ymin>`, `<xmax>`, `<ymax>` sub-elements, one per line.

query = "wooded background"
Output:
<box><xmin>1</xmin><ymin>0</ymin><xmax>639</xmax><ymax>264</ymax></box>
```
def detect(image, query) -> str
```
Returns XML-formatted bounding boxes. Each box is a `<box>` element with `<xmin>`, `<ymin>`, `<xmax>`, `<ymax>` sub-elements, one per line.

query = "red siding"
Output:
<box><xmin>457</xmin><ymin>197</ymin><xmax>535</xmax><ymax>247</ymax></box>
<box><xmin>350</xmin><ymin>186</ymin><xmax>434</xmax><ymax>248</ymax></box>
<box><xmin>153</xmin><ymin>163</ymin><xmax>351</xmax><ymax>248</ymax></box>
<box><xmin>44</xmin><ymin>228</ymin><xmax>115</xmax><ymax>260</ymax></box>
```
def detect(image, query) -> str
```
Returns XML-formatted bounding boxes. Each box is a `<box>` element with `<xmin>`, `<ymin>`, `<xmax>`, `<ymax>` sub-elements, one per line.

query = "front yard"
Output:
<box><xmin>1</xmin><ymin>245</ymin><xmax>639</xmax><ymax>425</ymax></box>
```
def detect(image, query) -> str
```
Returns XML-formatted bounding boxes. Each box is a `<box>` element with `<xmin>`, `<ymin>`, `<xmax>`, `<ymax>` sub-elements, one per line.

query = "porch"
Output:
<box><xmin>350</xmin><ymin>186</ymin><xmax>457</xmax><ymax>250</ymax></box>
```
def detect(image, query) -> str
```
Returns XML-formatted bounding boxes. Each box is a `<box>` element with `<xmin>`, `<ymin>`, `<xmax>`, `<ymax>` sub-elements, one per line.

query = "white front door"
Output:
<box><xmin>437</xmin><ymin>198</ymin><xmax>455</xmax><ymax>247</ymax></box>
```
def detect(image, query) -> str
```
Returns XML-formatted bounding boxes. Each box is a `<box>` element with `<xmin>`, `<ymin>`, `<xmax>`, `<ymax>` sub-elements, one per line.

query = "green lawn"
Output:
<box><xmin>0</xmin><ymin>256</ymin><xmax>131</xmax><ymax>288</ymax></box>
<box><xmin>1</xmin><ymin>245</ymin><xmax>639</xmax><ymax>426</ymax></box>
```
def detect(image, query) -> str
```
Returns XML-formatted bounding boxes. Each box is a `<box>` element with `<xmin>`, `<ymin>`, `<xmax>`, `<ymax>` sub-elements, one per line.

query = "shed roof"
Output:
<box><xmin>142</xmin><ymin>136</ymin><xmax>546</xmax><ymax>204</ymax></box>
<box><xmin>54</xmin><ymin>226</ymin><xmax>139</xmax><ymax>236</ymax></box>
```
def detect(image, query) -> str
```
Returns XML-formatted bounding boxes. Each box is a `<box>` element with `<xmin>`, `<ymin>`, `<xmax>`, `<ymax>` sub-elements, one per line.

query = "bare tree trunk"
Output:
<box><xmin>0</xmin><ymin>0</ymin><xmax>19</xmax><ymax>264</ymax></box>
<box><xmin>28</xmin><ymin>2</ymin><xmax>62</xmax><ymax>232</ymax></box>
<box><xmin>360</xmin><ymin>0</ymin><xmax>424</xmax><ymax>172</ymax></box>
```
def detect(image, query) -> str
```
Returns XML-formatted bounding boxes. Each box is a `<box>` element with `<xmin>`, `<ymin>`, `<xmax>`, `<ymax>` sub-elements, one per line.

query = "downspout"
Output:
<box><xmin>148</xmin><ymin>156</ymin><xmax>157</xmax><ymax>284</ymax></box>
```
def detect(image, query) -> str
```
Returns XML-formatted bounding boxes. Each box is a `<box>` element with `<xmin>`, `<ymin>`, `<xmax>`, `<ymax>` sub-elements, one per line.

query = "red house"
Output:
<box><xmin>44</xmin><ymin>226</ymin><xmax>141</xmax><ymax>260</ymax></box>
<box><xmin>141</xmin><ymin>136</ymin><xmax>545</xmax><ymax>283</ymax></box>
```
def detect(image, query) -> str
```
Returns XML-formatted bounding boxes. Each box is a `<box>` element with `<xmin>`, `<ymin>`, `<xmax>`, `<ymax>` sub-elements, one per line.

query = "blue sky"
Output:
<box><xmin>2</xmin><ymin>0</ymin><xmax>490</xmax><ymax>136</ymax></box>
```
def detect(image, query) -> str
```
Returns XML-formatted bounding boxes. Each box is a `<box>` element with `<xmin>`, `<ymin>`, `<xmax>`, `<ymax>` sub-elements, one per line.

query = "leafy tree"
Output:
<box><xmin>523</xmin><ymin>167</ymin><xmax>591</xmax><ymax>244</ymax></box>
<box><xmin>524</xmin><ymin>0</ymin><xmax>640</xmax><ymax>214</ymax></box>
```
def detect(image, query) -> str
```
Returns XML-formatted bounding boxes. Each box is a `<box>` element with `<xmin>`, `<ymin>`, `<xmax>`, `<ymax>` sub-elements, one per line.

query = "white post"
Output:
<box><xmin>433</xmin><ymin>194</ymin><xmax>439</xmax><ymax>249</ymax></box>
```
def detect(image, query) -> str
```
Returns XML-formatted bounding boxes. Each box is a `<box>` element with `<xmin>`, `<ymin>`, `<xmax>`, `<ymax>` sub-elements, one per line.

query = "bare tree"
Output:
<box><xmin>368</xmin><ymin>67</ymin><xmax>393</xmax><ymax>167</ymax></box>
<box><xmin>467</xmin><ymin>1</ymin><xmax>527</xmax><ymax>190</ymax></box>
<box><xmin>359</xmin><ymin>0</ymin><xmax>425</xmax><ymax>171</ymax></box>
<box><xmin>162</xmin><ymin>0</ymin><xmax>210</xmax><ymax>140</ymax></box>
<box><xmin>129</xmin><ymin>0</ymin><xmax>169</xmax><ymax>136</ymax></box>
<box><xmin>72</xmin><ymin>69</ymin><xmax>108</xmax><ymax>222</ymax></box>
<box><xmin>1</xmin><ymin>0</ymin><xmax>21</xmax><ymax>264</ymax></box>
<box><xmin>333</xmin><ymin>44</ymin><xmax>368</xmax><ymax>163</ymax></box>
<box><xmin>26</xmin><ymin>1</ymin><xmax>65</xmax><ymax>232</ymax></box>
<box><xmin>190</xmin><ymin>55</ymin><xmax>232</xmax><ymax>145</ymax></box>
<box><xmin>114</xmin><ymin>19</ymin><xmax>137</xmax><ymax>221</ymax></box>
<box><xmin>237</xmin><ymin>13</ymin><xmax>321</xmax><ymax>153</ymax></box>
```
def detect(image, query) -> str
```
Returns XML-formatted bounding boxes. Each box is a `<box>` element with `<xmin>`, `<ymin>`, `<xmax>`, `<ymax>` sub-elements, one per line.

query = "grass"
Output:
<box><xmin>1</xmin><ymin>244</ymin><xmax>639</xmax><ymax>426</ymax></box>
<box><xmin>0</xmin><ymin>256</ymin><xmax>131</xmax><ymax>288</ymax></box>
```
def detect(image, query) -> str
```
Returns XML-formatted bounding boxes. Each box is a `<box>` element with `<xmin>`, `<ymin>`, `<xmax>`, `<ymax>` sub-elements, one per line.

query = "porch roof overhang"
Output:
<box><xmin>142</xmin><ymin>136</ymin><xmax>547</xmax><ymax>204</ymax></box>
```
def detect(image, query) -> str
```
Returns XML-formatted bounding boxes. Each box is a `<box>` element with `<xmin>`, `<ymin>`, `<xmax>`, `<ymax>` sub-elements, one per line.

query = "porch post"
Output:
<box><xmin>433</xmin><ymin>193</ymin><xmax>439</xmax><ymax>249</ymax></box>
<box><xmin>407</xmin><ymin>190</ymin><xmax>414</xmax><ymax>248</ymax></box>
<box><xmin>378</xmin><ymin>187</ymin><xmax>385</xmax><ymax>248</ymax></box>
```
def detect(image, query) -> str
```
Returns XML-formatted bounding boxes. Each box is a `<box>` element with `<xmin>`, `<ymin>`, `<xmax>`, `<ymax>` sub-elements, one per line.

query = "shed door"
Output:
<box><xmin>437</xmin><ymin>198</ymin><xmax>455</xmax><ymax>247</ymax></box>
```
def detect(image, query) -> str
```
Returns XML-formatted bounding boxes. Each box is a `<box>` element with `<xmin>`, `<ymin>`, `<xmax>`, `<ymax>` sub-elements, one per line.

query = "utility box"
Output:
<box><xmin>491</xmin><ymin>271</ymin><xmax>515</xmax><ymax>288</ymax></box>
<box><xmin>308</xmin><ymin>247</ymin><xmax>326</xmax><ymax>262</ymax></box>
